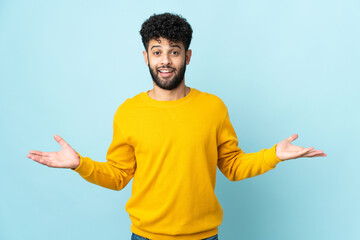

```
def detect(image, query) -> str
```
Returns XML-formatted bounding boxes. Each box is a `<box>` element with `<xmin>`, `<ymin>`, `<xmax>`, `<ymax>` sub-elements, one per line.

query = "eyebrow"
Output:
<box><xmin>150</xmin><ymin>44</ymin><xmax>182</xmax><ymax>50</ymax></box>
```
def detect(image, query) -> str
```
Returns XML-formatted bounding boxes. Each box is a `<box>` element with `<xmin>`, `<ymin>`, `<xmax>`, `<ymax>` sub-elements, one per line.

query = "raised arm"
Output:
<box><xmin>217</xmin><ymin>109</ymin><xmax>326</xmax><ymax>182</ymax></box>
<box><xmin>27</xmin><ymin>102</ymin><xmax>136</xmax><ymax>191</ymax></box>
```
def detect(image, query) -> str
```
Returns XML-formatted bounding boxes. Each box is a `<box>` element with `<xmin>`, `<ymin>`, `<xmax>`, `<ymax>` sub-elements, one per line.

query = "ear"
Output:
<box><xmin>143</xmin><ymin>51</ymin><xmax>149</xmax><ymax>65</ymax></box>
<box><xmin>185</xmin><ymin>49</ymin><xmax>192</xmax><ymax>65</ymax></box>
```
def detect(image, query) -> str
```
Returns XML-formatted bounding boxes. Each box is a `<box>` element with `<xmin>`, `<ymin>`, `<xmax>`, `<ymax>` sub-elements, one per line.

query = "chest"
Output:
<box><xmin>123</xmin><ymin>106</ymin><xmax>220</xmax><ymax>153</ymax></box>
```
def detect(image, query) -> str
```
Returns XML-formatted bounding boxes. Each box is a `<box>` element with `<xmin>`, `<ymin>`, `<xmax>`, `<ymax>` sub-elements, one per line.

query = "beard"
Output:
<box><xmin>148</xmin><ymin>59</ymin><xmax>186</xmax><ymax>90</ymax></box>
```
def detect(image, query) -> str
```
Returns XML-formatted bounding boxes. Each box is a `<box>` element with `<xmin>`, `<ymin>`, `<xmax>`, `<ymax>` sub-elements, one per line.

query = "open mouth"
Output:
<box><xmin>158</xmin><ymin>68</ymin><xmax>175</xmax><ymax>77</ymax></box>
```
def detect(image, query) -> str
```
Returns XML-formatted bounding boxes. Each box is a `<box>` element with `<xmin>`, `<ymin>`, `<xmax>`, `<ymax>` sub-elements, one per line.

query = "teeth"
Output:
<box><xmin>159</xmin><ymin>69</ymin><xmax>173</xmax><ymax>73</ymax></box>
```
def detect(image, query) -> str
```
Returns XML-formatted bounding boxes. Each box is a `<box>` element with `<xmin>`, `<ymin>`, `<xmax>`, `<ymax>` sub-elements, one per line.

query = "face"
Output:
<box><xmin>143</xmin><ymin>37</ymin><xmax>192</xmax><ymax>90</ymax></box>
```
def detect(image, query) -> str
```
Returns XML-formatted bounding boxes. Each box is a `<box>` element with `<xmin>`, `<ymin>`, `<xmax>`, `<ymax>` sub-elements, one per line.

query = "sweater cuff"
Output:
<box><xmin>71</xmin><ymin>152</ymin><xmax>94</xmax><ymax>178</ymax></box>
<box><xmin>264</xmin><ymin>144</ymin><xmax>282</xmax><ymax>168</ymax></box>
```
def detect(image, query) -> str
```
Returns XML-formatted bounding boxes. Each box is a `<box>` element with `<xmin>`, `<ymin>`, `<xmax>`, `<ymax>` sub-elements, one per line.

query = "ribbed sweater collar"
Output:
<box><xmin>140</xmin><ymin>87</ymin><xmax>199</xmax><ymax>107</ymax></box>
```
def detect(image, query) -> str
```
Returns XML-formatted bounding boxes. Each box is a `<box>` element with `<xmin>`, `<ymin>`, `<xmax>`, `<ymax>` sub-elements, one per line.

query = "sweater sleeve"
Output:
<box><xmin>217</xmin><ymin>109</ymin><xmax>281</xmax><ymax>181</ymax></box>
<box><xmin>72</xmin><ymin>108</ymin><xmax>136</xmax><ymax>191</ymax></box>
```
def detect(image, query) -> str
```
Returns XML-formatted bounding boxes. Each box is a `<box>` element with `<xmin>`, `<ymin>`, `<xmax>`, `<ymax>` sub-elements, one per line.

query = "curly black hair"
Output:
<box><xmin>140</xmin><ymin>12</ymin><xmax>193</xmax><ymax>52</ymax></box>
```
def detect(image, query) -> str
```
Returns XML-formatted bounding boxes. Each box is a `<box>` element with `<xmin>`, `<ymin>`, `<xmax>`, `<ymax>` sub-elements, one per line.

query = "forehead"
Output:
<box><xmin>148</xmin><ymin>37</ymin><xmax>184</xmax><ymax>49</ymax></box>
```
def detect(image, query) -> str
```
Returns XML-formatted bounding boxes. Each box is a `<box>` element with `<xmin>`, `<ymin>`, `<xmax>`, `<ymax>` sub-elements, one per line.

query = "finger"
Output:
<box><xmin>303</xmin><ymin>150</ymin><xmax>327</xmax><ymax>158</ymax></box>
<box><xmin>287</xmin><ymin>134</ymin><xmax>298</xmax><ymax>143</ymax></box>
<box><xmin>312</xmin><ymin>153</ymin><xmax>327</xmax><ymax>157</ymax></box>
<box><xmin>303</xmin><ymin>153</ymin><xmax>327</xmax><ymax>158</ymax></box>
<box><xmin>28</xmin><ymin>150</ymin><xmax>51</xmax><ymax>157</ymax></box>
<box><xmin>54</xmin><ymin>134</ymin><xmax>69</xmax><ymax>148</ymax></box>
<box><xmin>27</xmin><ymin>154</ymin><xmax>51</xmax><ymax>166</ymax></box>
<box><xmin>303</xmin><ymin>149</ymin><xmax>322</xmax><ymax>154</ymax></box>
<box><xmin>294</xmin><ymin>147</ymin><xmax>314</xmax><ymax>158</ymax></box>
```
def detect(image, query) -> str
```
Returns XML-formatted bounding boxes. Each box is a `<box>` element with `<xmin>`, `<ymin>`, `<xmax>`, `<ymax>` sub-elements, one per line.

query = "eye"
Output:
<box><xmin>171</xmin><ymin>51</ymin><xmax>179</xmax><ymax>55</ymax></box>
<box><xmin>153</xmin><ymin>51</ymin><xmax>160</xmax><ymax>55</ymax></box>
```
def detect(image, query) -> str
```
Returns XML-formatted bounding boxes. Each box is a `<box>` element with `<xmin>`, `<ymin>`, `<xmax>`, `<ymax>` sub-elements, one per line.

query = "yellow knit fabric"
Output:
<box><xmin>73</xmin><ymin>87</ymin><xmax>281</xmax><ymax>240</ymax></box>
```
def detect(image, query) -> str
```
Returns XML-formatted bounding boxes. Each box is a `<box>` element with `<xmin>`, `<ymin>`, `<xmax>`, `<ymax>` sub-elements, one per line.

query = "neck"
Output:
<box><xmin>148</xmin><ymin>82</ymin><xmax>190</xmax><ymax>101</ymax></box>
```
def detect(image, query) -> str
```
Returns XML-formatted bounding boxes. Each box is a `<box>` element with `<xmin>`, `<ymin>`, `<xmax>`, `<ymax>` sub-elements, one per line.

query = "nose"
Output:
<box><xmin>161</xmin><ymin>53</ymin><xmax>172</xmax><ymax>66</ymax></box>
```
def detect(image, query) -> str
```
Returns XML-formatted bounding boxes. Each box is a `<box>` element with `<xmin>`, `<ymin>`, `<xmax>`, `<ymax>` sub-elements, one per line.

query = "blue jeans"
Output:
<box><xmin>131</xmin><ymin>233</ymin><xmax>218</xmax><ymax>240</ymax></box>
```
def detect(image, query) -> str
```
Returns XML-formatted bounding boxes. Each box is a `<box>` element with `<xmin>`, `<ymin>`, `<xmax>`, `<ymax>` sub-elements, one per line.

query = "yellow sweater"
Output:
<box><xmin>73</xmin><ymin>87</ymin><xmax>281</xmax><ymax>240</ymax></box>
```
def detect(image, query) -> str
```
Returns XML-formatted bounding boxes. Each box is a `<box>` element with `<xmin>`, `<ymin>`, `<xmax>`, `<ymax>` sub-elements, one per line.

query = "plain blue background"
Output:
<box><xmin>1</xmin><ymin>0</ymin><xmax>359</xmax><ymax>239</ymax></box>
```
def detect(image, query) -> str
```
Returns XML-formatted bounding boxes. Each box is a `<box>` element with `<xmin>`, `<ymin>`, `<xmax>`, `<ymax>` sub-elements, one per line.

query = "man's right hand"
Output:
<box><xmin>27</xmin><ymin>134</ymin><xmax>80</xmax><ymax>169</ymax></box>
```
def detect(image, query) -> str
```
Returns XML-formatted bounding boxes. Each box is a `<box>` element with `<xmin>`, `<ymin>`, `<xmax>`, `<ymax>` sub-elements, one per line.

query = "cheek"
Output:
<box><xmin>148</xmin><ymin>58</ymin><xmax>159</xmax><ymax>68</ymax></box>
<box><xmin>149</xmin><ymin>62</ymin><xmax>158</xmax><ymax>73</ymax></box>
<box><xmin>173</xmin><ymin>57</ymin><xmax>185</xmax><ymax>66</ymax></box>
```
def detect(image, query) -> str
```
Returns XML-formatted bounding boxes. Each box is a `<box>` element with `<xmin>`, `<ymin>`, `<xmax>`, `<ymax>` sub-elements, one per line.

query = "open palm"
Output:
<box><xmin>276</xmin><ymin>134</ymin><xmax>327</xmax><ymax>161</ymax></box>
<box><xmin>27</xmin><ymin>135</ymin><xmax>80</xmax><ymax>169</ymax></box>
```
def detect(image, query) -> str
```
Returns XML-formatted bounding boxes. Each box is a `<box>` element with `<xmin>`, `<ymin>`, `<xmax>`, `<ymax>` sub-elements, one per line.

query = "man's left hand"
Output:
<box><xmin>276</xmin><ymin>134</ymin><xmax>327</xmax><ymax>161</ymax></box>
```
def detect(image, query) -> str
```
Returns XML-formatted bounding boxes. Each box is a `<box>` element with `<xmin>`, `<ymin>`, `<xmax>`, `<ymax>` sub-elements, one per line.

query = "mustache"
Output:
<box><xmin>157</xmin><ymin>66</ymin><xmax>176</xmax><ymax>70</ymax></box>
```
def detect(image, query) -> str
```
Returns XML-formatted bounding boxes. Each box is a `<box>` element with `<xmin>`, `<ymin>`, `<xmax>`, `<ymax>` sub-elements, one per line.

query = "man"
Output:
<box><xmin>27</xmin><ymin>13</ymin><xmax>326</xmax><ymax>240</ymax></box>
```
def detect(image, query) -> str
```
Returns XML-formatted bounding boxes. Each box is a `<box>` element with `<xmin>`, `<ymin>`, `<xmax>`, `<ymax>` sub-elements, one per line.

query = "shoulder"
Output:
<box><xmin>194</xmin><ymin>88</ymin><xmax>228</xmax><ymax>111</ymax></box>
<box><xmin>113</xmin><ymin>92</ymin><xmax>144</xmax><ymax>118</ymax></box>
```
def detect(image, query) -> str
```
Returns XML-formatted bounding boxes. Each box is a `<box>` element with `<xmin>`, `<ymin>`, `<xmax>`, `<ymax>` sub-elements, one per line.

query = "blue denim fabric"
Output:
<box><xmin>131</xmin><ymin>233</ymin><xmax>150</xmax><ymax>240</ymax></box>
<box><xmin>131</xmin><ymin>233</ymin><xmax>218</xmax><ymax>240</ymax></box>
<box><xmin>202</xmin><ymin>234</ymin><xmax>218</xmax><ymax>240</ymax></box>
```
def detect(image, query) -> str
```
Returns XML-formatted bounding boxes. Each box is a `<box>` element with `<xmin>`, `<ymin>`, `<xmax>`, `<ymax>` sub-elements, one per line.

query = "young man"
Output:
<box><xmin>27</xmin><ymin>13</ymin><xmax>326</xmax><ymax>240</ymax></box>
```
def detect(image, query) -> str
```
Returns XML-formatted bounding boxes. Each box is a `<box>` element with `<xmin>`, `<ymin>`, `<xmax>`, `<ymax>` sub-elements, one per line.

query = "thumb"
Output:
<box><xmin>54</xmin><ymin>134</ymin><xmax>69</xmax><ymax>148</ymax></box>
<box><xmin>287</xmin><ymin>134</ymin><xmax>299</xmax><ymax>142</ymax></box>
